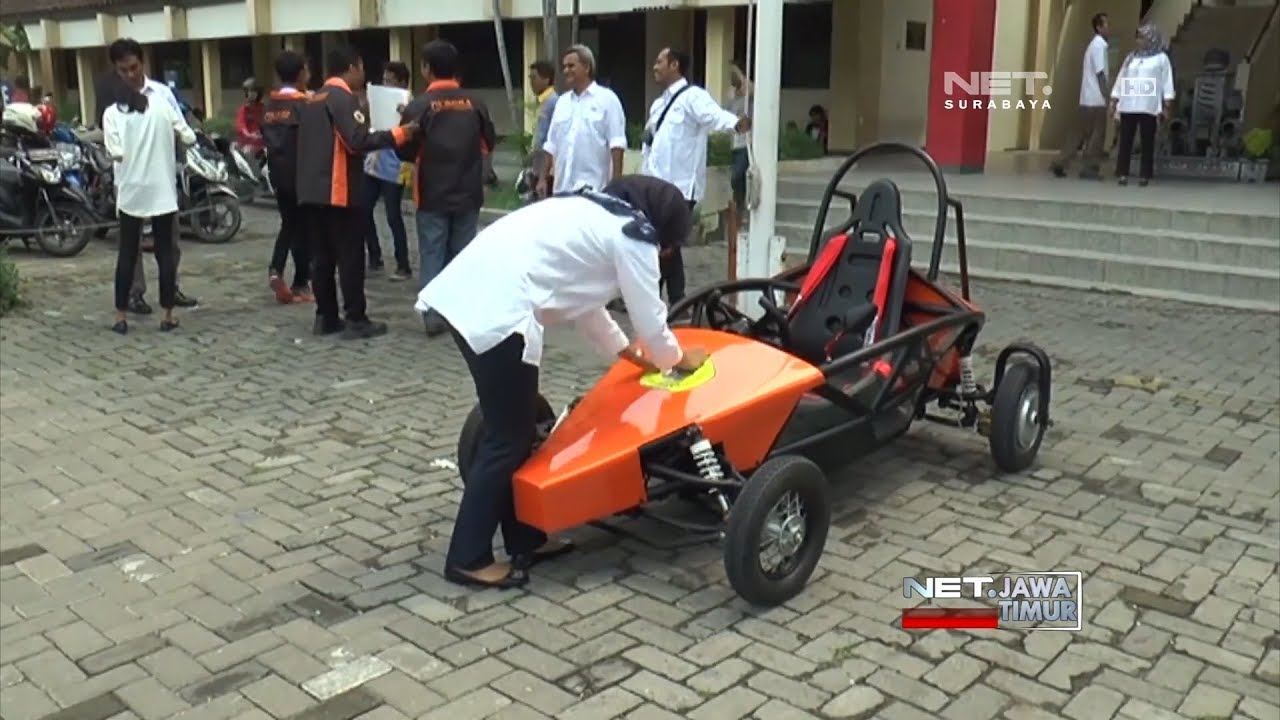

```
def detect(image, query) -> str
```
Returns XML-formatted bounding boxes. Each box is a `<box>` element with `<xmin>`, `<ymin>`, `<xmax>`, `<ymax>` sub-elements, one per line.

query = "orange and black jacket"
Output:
<box><xmin>261</xmin><ymin>87</ymin><xmax>307</xmax><ymax>197</ymax></box>
<box><xmin>396</xmin><ymin>80</ymin><xmax>496</xmax><ymax>214</ymax></box>
<box><xmin>297</xmin><ymin>77</ymin><xmax>411</xmax><ymax>208</ymax></box>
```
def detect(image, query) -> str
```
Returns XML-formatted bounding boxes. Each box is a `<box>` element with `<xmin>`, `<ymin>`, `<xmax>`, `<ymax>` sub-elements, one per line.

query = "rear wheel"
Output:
<box><xmin>34</xmin><ymin>203</ymin><xmax>93</xmax><ymax>258</ymax></box>
<box><xmin>190</xmin><ymin>190</ymin><xmax>242</xmax><ymax>243</ymax></box>
<box><xmin>456</xmin><ymin>394</ymin><xmax>556</xmax><ymax>485</ymax></box>
<box><xmin>988</xmin><ymin>361</ymin><xmax>1046</xmax><ymax>473</ymax></box>
<box><xmin>724</xmin><ymin>455</ymin><xmax>830</xmax><ymax>607</ymax></box>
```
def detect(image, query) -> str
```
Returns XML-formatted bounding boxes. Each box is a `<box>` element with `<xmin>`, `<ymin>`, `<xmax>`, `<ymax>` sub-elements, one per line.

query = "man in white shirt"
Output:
<box><xmin>1051</xmin><ymin>13</ymin><xmax>1110</xmax><ymax>179</ymax></box>
<box><xmin>641</xmin><ymin>47</ymin><xmax>749</xmax><ymax>303</ymax></box>
<box><xmin>416</xmin><ymin>175</ymin><xmax>707</xmax><ymax>589</ymax></box>
<box><xmin>536</xmin><ymin>45</ymin><xmax>627</xmax><ymax>198</ymax></box>
<box><xmin>104</xmin><ymin>40</ymin><xmax>198</xmax><ymax>314</ymax></box>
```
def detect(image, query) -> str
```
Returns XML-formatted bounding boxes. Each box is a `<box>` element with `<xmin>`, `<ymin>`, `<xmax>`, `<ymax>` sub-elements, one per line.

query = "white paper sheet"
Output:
<box><xmin>367</xmin><ymin>85</ymin><xmax>411</xmax><ymax>131</ymax></box>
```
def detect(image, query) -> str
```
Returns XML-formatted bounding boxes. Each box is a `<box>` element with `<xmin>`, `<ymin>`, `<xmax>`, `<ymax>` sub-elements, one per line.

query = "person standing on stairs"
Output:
<box><xmin>1051</xmin><ymin>12</ymin><xmax>1110</xmax><ymax>180</ymax></box>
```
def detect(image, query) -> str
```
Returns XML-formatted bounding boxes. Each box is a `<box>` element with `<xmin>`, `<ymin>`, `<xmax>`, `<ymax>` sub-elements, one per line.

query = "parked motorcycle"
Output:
<box><xmin>179</xmin><ymin>142</ymin><xmax>242</xmax><ymax>243</ymax></box>
<box><xmin>210</xmin><ymin>134</ymin><xmax>272</xmax><ymax>203</ymax></box>
<box><xmin>0</xmin><ymin>147</ymin><xmax>95</xmax><ymax>257</ymax></box>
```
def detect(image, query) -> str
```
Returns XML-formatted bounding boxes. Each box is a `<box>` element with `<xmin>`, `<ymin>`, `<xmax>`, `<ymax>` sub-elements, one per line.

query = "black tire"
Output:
<box><xmin>723</xmin><ymin>455</ymin><xmax>830</xmax><ymax>607</ymax></box>
<box><xmin>456</xmin><ymin>394</ymin><xmax>556</xmax><ymax>485</ymax></box>
<box><xmin>989</xmin><ymin>361</ymin><xmax>1046</xmax><ymax>473</ymax></box>
<box><xmin>191</xmin><ymin>192</ymin><xmax>242</xmax><ymax>243</ymax></box>
<box><xmin>34</xmin><ymin>203</ymin><xmax>94</xmax><ymax>258</ymax></box>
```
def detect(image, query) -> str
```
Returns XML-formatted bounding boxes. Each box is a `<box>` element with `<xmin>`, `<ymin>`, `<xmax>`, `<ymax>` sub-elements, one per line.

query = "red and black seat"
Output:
<box><xmin>787</xmin><ymin>179</ymin><xmax>913</xmax><ymax>366</ymax></box>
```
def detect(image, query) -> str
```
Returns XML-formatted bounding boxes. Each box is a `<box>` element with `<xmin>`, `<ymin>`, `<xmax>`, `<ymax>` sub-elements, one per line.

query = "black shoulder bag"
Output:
<box><xmin>641</xmin><ymin>84</ymin><xmax>693</xmax><ymax>147</ymax></box>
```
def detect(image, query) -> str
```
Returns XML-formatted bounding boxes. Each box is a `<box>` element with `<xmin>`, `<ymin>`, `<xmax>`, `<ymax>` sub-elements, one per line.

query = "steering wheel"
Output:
<box><xmin>669</xmin><ymin>278</ymin><xmax>800</xmax><ymax>346</ymax></box>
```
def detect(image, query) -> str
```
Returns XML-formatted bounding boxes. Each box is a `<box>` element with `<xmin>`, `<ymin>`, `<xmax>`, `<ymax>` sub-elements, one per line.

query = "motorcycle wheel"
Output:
<box><xmin>34</xmin><ymin>203</ymin><xmax>94</xmax><ymax>258</ymax></box>
<box><xmin>190</xmin><ymin>190</ymin><xmax>242</xmax><ymax>243</ymax></box>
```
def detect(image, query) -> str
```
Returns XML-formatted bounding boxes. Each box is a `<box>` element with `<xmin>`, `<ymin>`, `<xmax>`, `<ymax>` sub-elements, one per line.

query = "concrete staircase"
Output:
<box><xmin>1168</xmin><ymin>1</ymin><xmax>1277</xmax><ymax>89</ymax></box>
<box><xmin>773</xmin><ymin>175</ymin><xmax>1280</xmax><ymax>312</ymax></box>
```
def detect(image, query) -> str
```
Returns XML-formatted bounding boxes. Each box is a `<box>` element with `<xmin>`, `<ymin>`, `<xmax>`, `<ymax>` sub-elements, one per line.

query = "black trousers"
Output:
<box><xmin>1116</xmin><ymin>112</ymin><xmax>1157</xmax><ymax>180</ymax></box>
<box><xmin>271</xmin><ymin>190</ymin><xmax>310</xmax><ymax>288</ymax></box>
<box><xmin>446</xmin><ymin>330</ymin><xmax>547</xmax><ymax>571</ymax></box>
<box><xmin>659</xmin><ymin>200</ymin><xmax>696</xmax><ymax>304</ymax></box>
<box><xmin>117</xmin><ymin>211</ymin><xmax>177</xmax><ymax>311</ymax></box>
<box><xmin>304</xmin><ymin>204</ymin><xmax>367</xmax><ymax>323</ymax></box>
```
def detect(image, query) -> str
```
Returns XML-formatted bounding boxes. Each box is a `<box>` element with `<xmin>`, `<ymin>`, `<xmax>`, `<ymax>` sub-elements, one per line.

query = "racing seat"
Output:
<box><xmin>787</xmin><ymin>179</ymin><xmax>913</xmax><ymax>367</ymax></box>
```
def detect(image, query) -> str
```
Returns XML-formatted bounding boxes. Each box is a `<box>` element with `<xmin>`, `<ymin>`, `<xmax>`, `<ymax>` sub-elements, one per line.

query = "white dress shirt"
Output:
<box><xmin>640</xmin><ymin>78</ymin><xmax>741</xmax><ymax>202</ymax></box>
<box><xmin>543</xmin><ymin>82</ymin><xmax>628</xmax><ymax>193</ymax></box>
<box><xmin>416</xmin><ymin>196</ymin><xmax>683</xmax><ymax>370</ymax></box>
<box><xmin>1079</xmin><ymin>34</ymin><xmax>1110</xmax><ymax>107</ymax></box>
<box><xmin>1112</xmin><ymin>52</ymin><xmax>1176</xmax><ymax>116</ymax></box>
<box><xmin>103</xmin><ymin>93</ymin><xmax>196</xmax><ymax>218</ymax></box>
<box><xmin>143</xmin><ymin>78</ymin><xmax>184</xmax><ymax>116</ymax></box>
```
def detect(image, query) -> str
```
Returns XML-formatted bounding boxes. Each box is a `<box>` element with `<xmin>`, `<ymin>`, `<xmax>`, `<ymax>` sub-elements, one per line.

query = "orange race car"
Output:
<box><xmin>457</xmin><ymin>143</ymin><xmax>1052</xmax><ymax>607</ymax></box>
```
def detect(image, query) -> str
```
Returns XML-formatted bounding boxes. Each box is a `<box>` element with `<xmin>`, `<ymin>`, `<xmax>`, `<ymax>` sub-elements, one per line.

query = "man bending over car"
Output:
<box><xmin>417</xmin><ymin>174</ymin><xmax>708</xmax><ymax>590</ymax></box>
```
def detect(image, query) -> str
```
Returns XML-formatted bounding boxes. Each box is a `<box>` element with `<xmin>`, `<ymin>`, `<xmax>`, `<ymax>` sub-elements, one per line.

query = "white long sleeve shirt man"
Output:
<box><xmin>416</xmin><ymin>194</ymin><xmax>683</xmax><ymax>370</ymax></box>
<box><xmin>640</xmin><ymin>78</ymin><xmax>742</xmax><ymax>202</ymax></box>
<box><xmin>542</xmin><ymin>82</ymin><xmax>628</xmax><ymax>193</ymax></box>
<box><xmin>103</xmin><ymin>93</ymin><xmax>196</xmax><ymax>218</ymax></box>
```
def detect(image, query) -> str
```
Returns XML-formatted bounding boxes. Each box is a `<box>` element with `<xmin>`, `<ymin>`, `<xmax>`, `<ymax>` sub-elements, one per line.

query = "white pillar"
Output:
<box><xmin>739</xmin><ymin>0</ymin><xmax>786</xmax><ymax>290</ymax></box>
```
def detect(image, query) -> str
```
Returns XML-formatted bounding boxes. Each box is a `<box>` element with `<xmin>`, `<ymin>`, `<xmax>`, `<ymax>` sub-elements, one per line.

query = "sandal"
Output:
<box><xmin>111</xmin><ymin>320</ymin><xmax>128</xmax><ymax>335</ymax></box>
<box><xmin>160</xmin><ymin>319</ymin><xmax>180</xmax><ymax>332</ymax></box>
<box><xmin>444</xmin><ymin>565</ymin><xmax>528</xmax><ymax>590</ymax></box>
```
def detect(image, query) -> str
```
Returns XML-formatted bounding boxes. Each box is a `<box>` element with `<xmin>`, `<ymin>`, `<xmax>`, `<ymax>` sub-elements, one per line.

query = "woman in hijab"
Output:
<box><xmin>1110</xmin><ymin>23</ymin><xmax>1176</xmax><ymax>186</ymax></box>
<box><xmin>416</xmin><ymin>174</ymin><xmax>707</xmax><ymax>589</ymax></box>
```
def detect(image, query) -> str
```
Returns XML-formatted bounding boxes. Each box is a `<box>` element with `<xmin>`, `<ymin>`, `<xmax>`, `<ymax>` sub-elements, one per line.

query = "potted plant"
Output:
<box><xmin>1240</xmin><ymin>128</ymin><xmax>1273</xmax><ymax>182</ymax></box>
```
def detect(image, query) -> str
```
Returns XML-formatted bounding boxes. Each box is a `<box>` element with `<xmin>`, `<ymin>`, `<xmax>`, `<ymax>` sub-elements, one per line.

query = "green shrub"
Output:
<box><xmin>0</xmin><ymin>249</ymin><xmax>23</xmax><ymax>317</ymax></box>
<box><xmin>706</xmin><ymin>125</ymin><xmax>825</xmax><ymax>167</ymax></box>
<box><xmin>203</xmin><ymin>114</ymin><xmax>236</xmax><ymax>137</ymax></box>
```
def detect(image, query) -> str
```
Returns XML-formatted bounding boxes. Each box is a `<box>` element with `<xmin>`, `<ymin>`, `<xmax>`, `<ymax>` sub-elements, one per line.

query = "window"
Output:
<box><xmin>436</xmin><ymin>21</ymin><xmax>522</xmax><ymax>89</ymax></box>
<box><xmin>219</xmin><ymin>37</ymin><xmax>252</xmax><ymax>90</ymax></box>
<box><xmin>781</xmin><ymin>1</ymin><xmax>832</xmax><ymax>88</ymax></box>
<box><xmin>732</xmin><ymin>1</ymin><xmax>833</xmax><ymax>89</ymax></box>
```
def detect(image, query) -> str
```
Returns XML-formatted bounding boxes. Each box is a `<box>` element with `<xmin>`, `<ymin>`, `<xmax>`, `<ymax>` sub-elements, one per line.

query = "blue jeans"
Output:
<box><xmin>363</xmin><ymin>176</ymin><xmax>409</xmax><ymax>270</ymax></box>
<box><xmin>416</xmin><ymin>209</ymin><xmax>480</xmax><ymax>295</ymax></box>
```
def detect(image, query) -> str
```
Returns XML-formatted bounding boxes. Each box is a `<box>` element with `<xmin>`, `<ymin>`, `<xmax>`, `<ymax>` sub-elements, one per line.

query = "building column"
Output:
<box><xmin>1026</xmin><ymin>0</ymin><xmax>1056</xmax><ymax>150</ymax></box>
<box><xmin>200</xmin><ymin>40</ymin><xmax>223</xmax><ymax>117</ymax></box>
<box><xmin>409</xmin><ymin>26</ymin><xmax>437</xmax><ymax>87</ymax></box>
<box><xmin>828</xmin><ymin>0</ymin><xmax>882</xmax><ymax>152</ymax></box>
<box><xmin>282</xmin><ymin>34</ymin><xmax>304</xmax><ymax>52</ymax></box>
<box><xmin>703</xmin><ymin>6</ymin><xmax>734</xmax><ymax>105</ymax></box>
<box><xmin>389</xmin><ymin>27</ymin><xmax>413</xmax><ymax>64</ymax></box>
<box><xmin>252</xmin><ymin>35</ymin><xmax>277</xmax><ymax>87</ymax></box>
<box><xmin>924</xmin><ymin>0</ymin><xmax>997</xmax><ymax>172</ymax></box>
<box><xmin>74</xmin><ymin>49</ymin><xmax>99</xmax><ymax>125</ymax></box>
<box><xmin>142</xmin><ymin>44</ymin><xmax>157</xmax><ymax>76</ymax></box>
<box><xmin>521</xmin><ymin>19</ymin><xmax>545</xmax><ymax>132</ymax></box>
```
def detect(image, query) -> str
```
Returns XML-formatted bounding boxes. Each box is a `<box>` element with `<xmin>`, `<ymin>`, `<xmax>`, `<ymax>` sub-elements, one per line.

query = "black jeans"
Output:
<box><xmin>446</xmin><ymin>330</ymin><xmax>547</xmax><ymax>571</ymax></box>
<box><xmin>362</xmin><ymin>176</ymin><xmax>410</xmax><ymax>269</ymax></box>
<box><xmin>117</xmin><ymin>211</ymin><xmax>177</xmax><ymax>311</ymax></box>
<box><xmin>1116</xmin><ymin>112</ymin><xmax>1157</xmax><ymax>180</ymax></box>
<box><xmin>270</xmin><ymin>190</ymin><xmax>310</xmax><ymax>288</ymax></box>
<box><xmin>305</xmin><ymin>204</ymin><xmax>368</xmax><ymax>323</ymax></box>
<box><xmin>659</xmin><ymin>200</ymin><xmax>695</xmax><ymax>304</ymax></box>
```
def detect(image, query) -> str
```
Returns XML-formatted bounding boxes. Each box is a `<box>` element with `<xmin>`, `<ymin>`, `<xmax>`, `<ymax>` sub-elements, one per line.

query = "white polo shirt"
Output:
<box><xmin>641</xmin><ymin>78</ymin><xmax>741</xmax><ymax>202</ymax></box>
<box><xmin>415</xmin><ymin>196</ymin><xmax>683</xmax><ymax>370</ymax></box>
<box><xmin>542</xmin><ymin>82</ymin><xmax>628</xmax><ymax>193</ymax></box>
<box><xmin>1080</xmin><ymin>34</ymin><xmax>1110</xmax><ymax>107</ymax></box>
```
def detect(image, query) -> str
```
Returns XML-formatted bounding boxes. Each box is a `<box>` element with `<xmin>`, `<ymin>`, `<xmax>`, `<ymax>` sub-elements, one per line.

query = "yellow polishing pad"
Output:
<box><xmin>639</xmin><ymin>359</ymin><xmax>717</xmax><ymax>393</ymax></box>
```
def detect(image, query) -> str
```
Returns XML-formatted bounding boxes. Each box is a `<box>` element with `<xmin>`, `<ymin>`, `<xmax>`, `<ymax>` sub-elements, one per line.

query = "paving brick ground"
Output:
<box><xmin>1</xmin><ymin>205</ymin><xmax>1278</xmax><ymax>720</ymax></box>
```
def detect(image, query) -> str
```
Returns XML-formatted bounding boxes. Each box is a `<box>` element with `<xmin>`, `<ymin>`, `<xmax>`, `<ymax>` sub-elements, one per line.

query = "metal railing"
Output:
<box><xmin>1246</xmin><ymin>0</ymin><xmax>1280</xmax><ymax>61</ymax></box>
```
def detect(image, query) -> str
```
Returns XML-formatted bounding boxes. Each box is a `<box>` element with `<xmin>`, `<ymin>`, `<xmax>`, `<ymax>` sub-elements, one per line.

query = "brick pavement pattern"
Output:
<box><xmin>1</xmin><ymin>206</ymin><xmax>1278</xmax><ymax>720</ymax></box>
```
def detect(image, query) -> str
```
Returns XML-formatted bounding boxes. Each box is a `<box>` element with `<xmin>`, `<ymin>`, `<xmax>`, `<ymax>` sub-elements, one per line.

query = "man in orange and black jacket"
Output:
<box><xmin>396</xmin><ymin>39</ymin><xmax>496</xmax><ymax>337</ymax></box>
<box><xmin>261</xmin><ymin>50</ymin><xmax>312</xmax><ymax>304</ymax></box>
<box><xmin>297</xmin><ymin>44</ymin><xmax>415</xmax><ymax>340</ymax></box>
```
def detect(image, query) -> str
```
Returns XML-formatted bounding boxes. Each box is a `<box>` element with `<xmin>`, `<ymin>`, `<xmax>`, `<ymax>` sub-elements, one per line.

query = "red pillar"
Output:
<box><xmin>924</xmin><ymin>0</ymin><xmax>998</xmax><ymax>173</ymax></box>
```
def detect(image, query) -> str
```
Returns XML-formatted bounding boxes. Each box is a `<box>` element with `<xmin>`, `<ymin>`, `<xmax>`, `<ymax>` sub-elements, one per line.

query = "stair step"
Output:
<box><xmin>774</xmin><ymin>221</ymin><xmax>1280</xmax><ymax>312</ymax></box>
<box><xmin>773</xmin><ymin>181</ymin><xmax>1280</xmax><ymax>238</ymax></box>
<box><xmin>774</xmin><ymin>204</ymin><xmax>1280</xmax><ymax>270</ymax></box>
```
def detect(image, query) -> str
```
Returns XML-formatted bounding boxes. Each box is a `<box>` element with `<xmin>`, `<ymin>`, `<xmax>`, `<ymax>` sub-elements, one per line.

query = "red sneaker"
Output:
<box><xmin>290</xmin><ymin>285</ymin><xmax>314</xmax><ymax>303</ymax></box>
<box><xmin>269</xmin><ymin>274</ymin><xmax>293</xmax><ymax>304</ymax></box>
